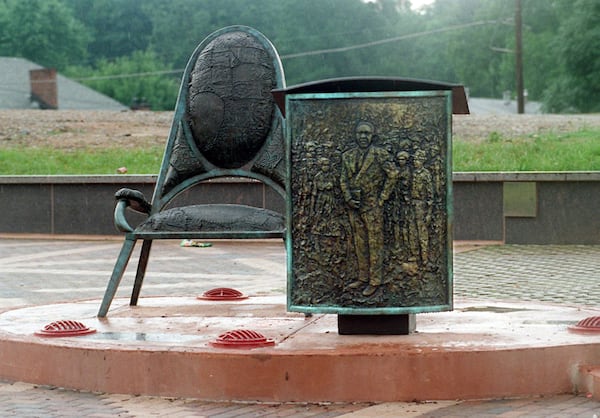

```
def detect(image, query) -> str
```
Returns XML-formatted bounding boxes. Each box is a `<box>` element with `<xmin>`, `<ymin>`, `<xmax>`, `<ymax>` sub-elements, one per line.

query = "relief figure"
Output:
<box><xmin>392</xmin><ymin>150</ymin><xmax>417</xmax><ymax>260</ymax></box>
<box><xmin>411</xmin><ymin>149</ymin><xmax>433</xmax><ymax>265</ymax></box>
<box><xmin>340</xmin><ymin>121</ymin><xmax>399</xmax><ymax>296</ymax></box>
<box><xmin>311</xmin><ymin>157</ymin><xmax>341</xmax><ymax>264</ymax></box>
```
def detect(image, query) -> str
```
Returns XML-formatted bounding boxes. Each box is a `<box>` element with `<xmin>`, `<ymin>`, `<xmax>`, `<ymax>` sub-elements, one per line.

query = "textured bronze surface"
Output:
<box><xmin>288</xmin><ymin>93</ymin><xmax>451</xmax><ymax>311</ymax></box>
<box><xmin>161</xmin><ymin>29</ymin><xmax>282</xmax><ymax>196</ymax></box>
<box><xmin>137</xmin><ymin>204</ymin><xmax>284</xmax><ymax>233</ymax></box>
<box><xmin>188</xmin><ymin>31</ymin><xmax>276</xmax><ymax>169</ymax></box>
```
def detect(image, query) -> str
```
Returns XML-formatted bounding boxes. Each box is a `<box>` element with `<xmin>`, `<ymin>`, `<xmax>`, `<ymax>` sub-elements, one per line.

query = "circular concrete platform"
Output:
<box><xmin>1</xmin><ymin>296</ymin><xmax>600</xmax><ymax>402</ymax></box>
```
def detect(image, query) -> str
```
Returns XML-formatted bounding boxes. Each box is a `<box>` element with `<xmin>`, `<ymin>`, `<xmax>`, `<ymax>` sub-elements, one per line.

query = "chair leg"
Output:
<box><xmin>98</xmin><ymin>238</ymin><xmax>137</xmax><ymax>317</ymax></box>
<box><xmin>130</xmin><ymin>239</ymin><xmax>153</xmax><ymax>306</ymax></box>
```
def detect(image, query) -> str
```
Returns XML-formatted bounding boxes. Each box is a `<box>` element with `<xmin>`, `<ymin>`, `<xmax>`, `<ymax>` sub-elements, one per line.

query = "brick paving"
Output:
<box><xmin>424</xmin><ymin>395</ymin><xmax>600</xmax><ymax>418</ymax></box>
<box><xmin>454</xmin><ymin>244</ymin><xmax>600</xmax><ymax>307</ymax></box>
<box><xmin>1</xmin><ymin>237</ymin><xmax>600</xmax><ymax>416</ymax></box>
<box><xmin>0</xmin><ymin>380</ymin><xmax>370</xmax><ymax>417</ymax></box>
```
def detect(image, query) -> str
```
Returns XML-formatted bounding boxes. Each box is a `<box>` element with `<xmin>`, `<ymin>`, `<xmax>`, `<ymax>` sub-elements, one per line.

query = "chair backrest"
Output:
<box><xmin>151</xmin><ymin>26</ymin><xmax>286</xmax><ymax>214</ymax></box>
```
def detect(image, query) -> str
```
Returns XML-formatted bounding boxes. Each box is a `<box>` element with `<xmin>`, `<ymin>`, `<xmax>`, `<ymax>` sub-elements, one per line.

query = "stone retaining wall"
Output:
<box><xmin>453</xmin><ymin>172</ymin><xmax>600</xmax><ymax>244</ymax></box>
<box><xmin>1</xmin><ymin>173</ymin><xmax>598</xmax><ymax>244</ymax></box>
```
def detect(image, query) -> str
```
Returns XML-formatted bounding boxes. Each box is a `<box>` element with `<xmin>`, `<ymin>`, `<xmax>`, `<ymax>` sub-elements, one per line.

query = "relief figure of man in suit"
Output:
<box><xmin>340</xmin><ymin>121</ymin><xmax>399</xmax><ymax>296</ymax></box>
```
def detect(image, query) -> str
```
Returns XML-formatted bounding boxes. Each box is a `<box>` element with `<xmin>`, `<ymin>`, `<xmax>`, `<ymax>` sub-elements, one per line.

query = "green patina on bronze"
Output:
<box><xmin>286</xmin><ymin>91</ymin><xmax>453</xmax><ymax>314</ymax></box>
<box><xmin>98</xmin><ymin>26</ymin><xmax>286</xmax><ymax>318</ymax></box>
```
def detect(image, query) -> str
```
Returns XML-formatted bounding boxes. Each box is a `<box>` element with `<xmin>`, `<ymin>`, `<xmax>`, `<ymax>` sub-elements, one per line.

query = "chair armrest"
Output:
<box><xmin>113</xmin><ymin>188</ymin><xmax>152</xmax><ymax>233</ymax></box>
<box><xmin>115</xmin><ymin>188</ymin><xmax>152</xmax><ymax>214</ymax></box>
<box><xmin>114</xmin><ymin>200</ymin><xmax>134</xmax><ymax>232</ymax></box>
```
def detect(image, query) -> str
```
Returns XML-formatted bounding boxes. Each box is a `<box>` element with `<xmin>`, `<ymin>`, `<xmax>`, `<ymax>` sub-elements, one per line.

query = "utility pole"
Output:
<box><xmin>515</xmin><ymin>0</ymin><xmax>524</xmax><ymax>114</ymax></box>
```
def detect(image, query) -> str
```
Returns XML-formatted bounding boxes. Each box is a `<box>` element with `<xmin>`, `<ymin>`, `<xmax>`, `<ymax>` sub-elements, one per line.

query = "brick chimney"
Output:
<box><xmin>30</xmin><ymin>68</ymin><xmax>58</xmax><ymax>109</ymax></box>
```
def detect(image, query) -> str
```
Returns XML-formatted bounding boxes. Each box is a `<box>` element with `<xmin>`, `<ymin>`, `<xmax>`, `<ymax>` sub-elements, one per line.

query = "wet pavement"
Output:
<box><xmin>1</xmin><ymin>236</ymin><xmax>600</xmax><ymax>417</ymax></box>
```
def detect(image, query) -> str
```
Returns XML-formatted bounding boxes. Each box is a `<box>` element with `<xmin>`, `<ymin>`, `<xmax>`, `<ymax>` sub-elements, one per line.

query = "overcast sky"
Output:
<box><xmin>410</xmin><ymin>0</ymin><xmax>434</xmax><ymax>11</ymax></box>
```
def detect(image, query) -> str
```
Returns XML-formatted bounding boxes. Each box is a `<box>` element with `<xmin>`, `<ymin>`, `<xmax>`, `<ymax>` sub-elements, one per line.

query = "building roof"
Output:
<box><xmin>468</xmin><ymin>97</ymin><xmax>542</xmax><ymax>115</ymax></box>
<box><xmin>0</xmin><ymin>57</ymin><xmax>127</xmax><ymax>110</ymax></box>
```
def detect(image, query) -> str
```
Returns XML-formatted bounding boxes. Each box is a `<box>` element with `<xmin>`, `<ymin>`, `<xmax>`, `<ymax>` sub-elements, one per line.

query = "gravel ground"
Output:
<box><xmin>453</xmin><ymin>113</ymin><xmax>600</xmax><ymax>142</ymax></box>
<box><xmin>0</xmin><ymin>110</ymin><xmax>172</xmax><ymax>150</ymax></box>
<box><xmin>0</xmin><ymin>109</ymin><xmax>599</xmax><ymax>149</ymax></box>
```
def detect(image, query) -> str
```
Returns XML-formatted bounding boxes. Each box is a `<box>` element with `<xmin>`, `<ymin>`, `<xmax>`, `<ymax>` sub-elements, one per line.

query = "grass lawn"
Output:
<box><xmin>453</xmin><ymin>128</ymin><xmax>600</xmax><ymax>171</ymax></box>
<box><xmin>0</xmin><ymin>129</ymin><xmax>598</xmax><ymax>174</ymax></box>
<box><xmin>0</xmin><ymin>146</ymin><xmax>164</xmax><ymax>175</ymax></box>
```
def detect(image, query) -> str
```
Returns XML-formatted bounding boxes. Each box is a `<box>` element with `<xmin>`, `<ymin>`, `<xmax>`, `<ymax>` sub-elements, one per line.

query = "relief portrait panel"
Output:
<box><xmin>286</xmin><ymin>92</ymin><xmax>453</xmax><ymax>314</ymax></box>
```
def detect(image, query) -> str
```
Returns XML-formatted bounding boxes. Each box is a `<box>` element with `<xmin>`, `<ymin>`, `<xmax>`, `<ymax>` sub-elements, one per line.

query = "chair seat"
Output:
<box><xmin>136</xmin><ymin>204</ymin><xmax>285</xmax><ymax>233</ymax></box>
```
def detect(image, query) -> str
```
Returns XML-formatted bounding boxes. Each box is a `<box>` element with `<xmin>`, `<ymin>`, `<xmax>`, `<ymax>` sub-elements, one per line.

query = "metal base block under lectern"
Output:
<box><xmin>337</xmin><ymin>314</ymin><xmax>416</xmax><ymax>335</ymax></box>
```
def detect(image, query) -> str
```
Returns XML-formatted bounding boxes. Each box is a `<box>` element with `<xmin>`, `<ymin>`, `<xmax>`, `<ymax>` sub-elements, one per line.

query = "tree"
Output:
<box><xmin>3</xmin><ymin>0</ymin><xmax>589</xmax><ymax>113</ymax></box>
<box><xmin>267</xmin><ymin>0</ymin><xmax>423</xmax><ymax>84</ymax></box>
<box><xmin>417</xmin><ymin>0</ymin><xmax>516</xmax><ymax>98</ymax></box>
<box><xmin>0</xmin><ymin>0</ymin><xmax>89</xmax><ymax>69</ymax></box>
<box><xmin>140</xmin><ymin>0</ymin><xmax>212</xmax><ymax>68</ymax></box>
<box><xmin>519</xmin><ymin>1</ymin><xmax>564</xmax><ymax>102</ymax></box>
<box><xmin>66</xmin><ymin>50</ymin><xmax>179</xmax><ymax>110</ymax></box>
<box><xmin>543</xmin><ymin>0</ymin><xmax>600</xmax><ymax>112</ymax></box>
<box><xmin>64</xmin><ymin>0</ymin><xmax>153</xmax><ymax>62</ymax></box>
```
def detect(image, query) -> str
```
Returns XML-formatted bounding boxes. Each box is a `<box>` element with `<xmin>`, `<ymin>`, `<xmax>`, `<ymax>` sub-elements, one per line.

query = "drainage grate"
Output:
<box><xmin>198</xmin><ymin>287</ymin><xmax>248</xmax><ymax>301</ymax></box>
<box><xmin>35</xmin><ymin>320</ymin><xmax>96</xmax><ymax>337</ymax></box>
<box><xmin>210</xmin><ymin>329</ymin><xmax>275</xmax><ymax>348</ymax></box>
<box><xmin>569</xmin><ymin>316</ymin><xmax>600</xmax><ymax>334</ymax></box>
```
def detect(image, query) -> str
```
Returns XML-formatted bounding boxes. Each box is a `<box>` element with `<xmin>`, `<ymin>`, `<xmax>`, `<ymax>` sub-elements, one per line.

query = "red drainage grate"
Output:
<box><xmin>35</xmin><ymin>320</ymin><xmax>96</xmax><ymax>337</ymax></box>
<box><xmin>198</xmin><ymin>287</ymin><xmax>248</xmax><ymax>301</ymax></box>
<box><xmin>569</xmin><ymin>316</ymin><xmax>600</xmax><ymax>334</ymax></box>
<box><xmin>210</xmin><ymin>329</ymin><xmax>275</xmax><ymax>348</ymax></box>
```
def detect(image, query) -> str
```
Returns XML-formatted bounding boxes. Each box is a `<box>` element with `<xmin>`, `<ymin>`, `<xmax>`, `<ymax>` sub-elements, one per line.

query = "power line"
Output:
<box><xmin>280</xmin><ymin>20</ymin><xmax>499</xmax><ymax>59</ymax></box>
<box><xmin>62</xmin><ymin>21</ymin><xmax>500</xmax><ymax>81</ymax></box>
<box><xmin>72</xmin><ymin>69</ymin><xmax>183</xmax><ymax>82</ymax></box>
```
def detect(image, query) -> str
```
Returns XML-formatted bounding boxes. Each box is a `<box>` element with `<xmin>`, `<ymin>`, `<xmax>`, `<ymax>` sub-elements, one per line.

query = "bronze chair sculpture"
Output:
<box><xmin>98</xmin><ymin>26</ymin><xmax>286</xmax><ymax>317</ymax></box>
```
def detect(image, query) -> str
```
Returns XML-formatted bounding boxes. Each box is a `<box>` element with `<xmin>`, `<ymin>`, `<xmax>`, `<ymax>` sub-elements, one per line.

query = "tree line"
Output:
<box><xmin>0</xmin><ymin>0</ymin><xmax>597</xmax><ymax>112</ymax></box>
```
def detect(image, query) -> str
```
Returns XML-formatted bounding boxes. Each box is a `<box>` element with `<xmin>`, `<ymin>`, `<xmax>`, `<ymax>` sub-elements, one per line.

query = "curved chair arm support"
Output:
<box><xmin>113</xmin><ymin>188</ymin><xmax>152</xmax><ymax>233</ymax></box>
<box><xmin>114</xmin><ymin>200</ymin><xmax>134</xmax><ymax>232</ymax></box>
<box><xmin>115</xmin><ymin>188</ymin><xmax>152</xmax><ymax>214</ymax></box>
